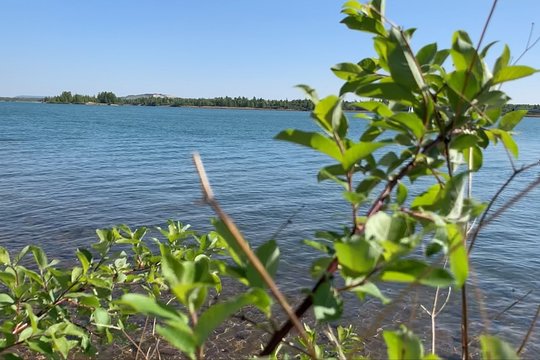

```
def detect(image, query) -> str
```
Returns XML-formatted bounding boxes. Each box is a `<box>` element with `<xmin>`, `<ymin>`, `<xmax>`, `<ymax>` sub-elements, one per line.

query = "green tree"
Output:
<box><xmin>96</xmin><ymin>91</ymin><xmax>118</xmax><ymax>104</ymax></box>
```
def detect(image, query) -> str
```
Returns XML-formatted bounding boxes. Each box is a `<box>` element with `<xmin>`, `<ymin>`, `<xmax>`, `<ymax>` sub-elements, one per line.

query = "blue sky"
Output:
<box><xmin>1</xmin><ymin>0</ymin><xmax>540</xmax><ymax>103</ymax></box>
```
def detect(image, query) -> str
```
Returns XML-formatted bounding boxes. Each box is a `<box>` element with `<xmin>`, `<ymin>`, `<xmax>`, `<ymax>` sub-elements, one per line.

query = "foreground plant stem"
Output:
<box><xmin>192</xmin><ymin>153</ymin><xmax>317</xmax><ymax>359</ymax></box>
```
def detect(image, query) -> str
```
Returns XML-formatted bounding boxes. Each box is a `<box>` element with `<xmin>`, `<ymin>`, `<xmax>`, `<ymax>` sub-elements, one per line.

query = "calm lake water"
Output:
<box><xmin>1</xmin><ymin>102</ymin><xmax>539</xmax><ymax>356</ymax></box>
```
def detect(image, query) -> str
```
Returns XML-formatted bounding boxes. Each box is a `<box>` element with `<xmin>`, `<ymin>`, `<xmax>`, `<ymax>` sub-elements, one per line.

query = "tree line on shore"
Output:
<box><xmin>38</xmin><ymin>90</ymin><xmax>540</xmax><ymax>114</ymax></box>
<box><xmin>43</xmin><ymin>91</ymin><xmax>320</xmax><ymax>110</ymax></box>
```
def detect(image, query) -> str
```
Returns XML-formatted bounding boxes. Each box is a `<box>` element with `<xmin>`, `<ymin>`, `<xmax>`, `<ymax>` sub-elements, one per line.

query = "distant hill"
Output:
<box><xmin>0</xmin><ymin>95</ymin><xmax>45</xmax><ymax>102</ymax></box>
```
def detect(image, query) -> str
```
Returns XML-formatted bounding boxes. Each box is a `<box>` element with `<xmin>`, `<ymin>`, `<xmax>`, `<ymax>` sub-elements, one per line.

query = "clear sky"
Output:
<box><xmin>1</xmin><ymin>0</ymin><xmax>539</xmax><ymax>103</ymax></box>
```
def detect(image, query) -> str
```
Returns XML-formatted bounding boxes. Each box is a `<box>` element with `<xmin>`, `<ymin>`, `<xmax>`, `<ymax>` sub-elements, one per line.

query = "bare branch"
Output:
<box><xmin>192</xmin><ymin>153</ymin><xmax>316</xmax><ymax>359</ymax></box>
<box><xmin>517</xmin><ymin>304</ymin><xmax>540</xmax><ymax>355</ymax></box>
<box><xmin>468</xmin><ymin>161</ymin><xmax>540</xmax><ymax>254</ymax></box>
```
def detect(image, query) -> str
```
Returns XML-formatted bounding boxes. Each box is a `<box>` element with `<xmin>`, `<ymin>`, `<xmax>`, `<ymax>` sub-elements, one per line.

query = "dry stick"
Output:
<box><xmin>191</xmin><ymin>153</ymin><xmax>317</xmax><ymax>359</ymax></box>
<box><xmin>517</xmin><ymin>304</ymin><xmax>540</xmax><ymax>355</ymax></box>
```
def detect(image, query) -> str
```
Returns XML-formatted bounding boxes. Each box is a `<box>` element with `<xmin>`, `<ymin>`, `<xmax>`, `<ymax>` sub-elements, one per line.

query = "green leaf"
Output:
<box><xmin>0</xmin><ymin>246</ymin><xmax>11</xmax><ymax>265</ymax></box>
<box><xmin>312</xmin><ymin>95</ymin><xmax>348</xmax><ymax>137</ymax></box>
<box><xmin>212</xmin><ymin>219</ymin><xmax>246</xmax><ymax>266</ymax></box>
<box><xmin>492</xmin><ymin>65</ymin><xmax>537</xmax><ymax>84</ymax></box>
<box><xmin>335</xmin><ymin>236</ymin><xmax>381</xmax><ymax>276</ymax></box>
<box><xmin>30</xmin><ymin>246</ymin><xmax>47</xmax><ymax>270</ymax></box>
<box><xmin>76</xmin><ymin>249</ymin><xmax>92</xmax><ymax>274</ymax></box>
<box><xmin>480</xmin><ymin>335</ymin><xmax>518</xmax><ymax>360</ymax></box>
<box><xmin>365</xmin><ymin>212</ymin><xmax>413</xmax><ymax>243</ymax></box>
<box><xmin>118</xmin><ymin>294</ymin><xmax>183</xmax><ymax>321</ymax></box>
<box><xmin>342</xmin><ymin>141</ymin><xmax>386</xmax><ymax>170</ymax></box>
<box><xmin>26</xmin><ymin>339</ymin><xmax>53</xmax><ymax>356</ymax></box>
<box><xmin>340</xmin><ymin>13</ymin><xmax>386</xmax><ymax>36</ymax></box>
<box><xmin>312</xmin><ymin>281</ymin><xmax>343</xmax><ymax>321</ymax></box>
<box><xmin>411</xmin><ymin>184</ymin><xmax>443</xmax><ymax>209</ymax></box>
<box><xmin>52</xmin><ymin>336</ymin><xmax>70</xmax><ymax>359</ymax></box>
<box><xmin>332</xmin><ymin>62</ymin><xmax>364</xmax><ymax>80</ymax></box>
<box><xmin>296</xmin><ymin>84</ymin><xmax>319</xmax><ymax>104</ymax></box>
<box><xmin>354</xmin><ymin>82</ymin><xmax>417</xmax><ymax>104</ymax></box>
<box><xmin>383</xmin><ymin>326</ymin><xmax>424</xmax><ymax>360</ymax></box>
<box><xmin>93</xmin><ymin>308</ymin><xmax>110</xmax><ymax>331</ymax></box>
<box><xmin>447</xmin><ymin>70</ymin><xmax>480</xmax><ymax>101</ymax></box>
<box><xmin>246</xmin><ymin>239</ymin><xmax>280</xmax><ymax>288</ymax></box>
<box><xmin>18</xmin><ymin>327</ymin><xmax>33</xmax><ymax>342</ymax></box>
<box><xmin>80</xmin><ymin>295</ymin><xmax>101</xmax><ymax>308</ymax></box>
<box><xmin>450</xmin><ymin>134</ymin><xmax>478</xmax><ymax>150</ymax></box>
<box><xmin>380</xmin><ymin>259</ymin><xmax>454</xmax><ymax>287</ymax></box>
<box><xmin>450</xmin><ymin>31</ymin><xmax>482</xmax><ymax>77</ymax></box>
<box><xmin>343</xmin><ymin>191</ymin><xmax>367</xmax><ymax>205</ymax></box>
<box><xmin>447</xmin><ymin>224</ymin><xmax>468</xmax><ymax>287</ymax></box>
<box><xmin>416</xmin><ymin>43</ymin><xmax>437</xmax><ymax>66</ymax></box>
<box><xmin>194</xmin><ymin>289</ymin><xmax>271</xmax><ymax>345</ymax></box>
<box><xmin>352</xmin><ymin>282</ymin><xmax>390</xmax><ymax>304</ymax></box>
<box><xmin>303</xmin><ymin>239</ymin><xmax>332</xmax><ymax>254</ymax></box>
<box><xmin>396</xmin><ymin>182</ymin><xmax>408</xmax><ymax>205</ymax></box>
<box><xmin>493</xmin><ymin>45</ymin><xmax>510</xmax><ymax>76</ymax></box>
<box><xmin>0</xmin><ymin>271</ymin><xmax>16</xmax><ymax>286</ymax></box>
<box><xmin>433</xmin><ymin>49</ymin><xmax>450</xmax><ymax>66</ymax></box>
<box><xmin>355</xmin><ymin>100</ymin><xmax>394</xmax><ymax>117</ymax></box>
<box><xmin>499</xmin><ymin>110</ymin><xmax>527</xmax><ymax>131</ymax></box>
<box><xmin>317</xmin><ymin>164</ymin><xmax>348</xmax><ymax>186</ymax></box>
<box><xmin>310</xmin><ymin>257</ymin><xmax>333</xmax><ymax>278</ymax></box>
<box><xmin>499</xmin><ymin>130</ymin><xmax>519</xmax><ymax>158</ymax></box>
<box><xmin>0</xmin><ymin>293</ymin><xmax>15</xmax><ymax>305</ymax></box>
<box><xmin>275</xmin><ymin>129</ymin><xmax>342</xmax><ymax>161</ymax></box>
<box><xmin>386</xmin><ymin>29</ymin><xmax>419</xmax><ymax>89</ymax></box>
<box><xmin>357</xmin><ymin>175</ymin><xmax>383</xmax><ymax>193</ymax></box>
<box><xmin>157</xmin><ymin>323</ymin><xmax>196</xmax><ymax>359</ymax></box>
<box><xmin>389</xmin><ymin>112</ymin><xmax>425</xmax><ymax>139</ymax></box>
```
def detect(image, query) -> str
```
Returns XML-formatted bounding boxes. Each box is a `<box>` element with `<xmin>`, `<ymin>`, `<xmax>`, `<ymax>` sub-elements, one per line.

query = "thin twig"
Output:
<box><xmin>192</xmin><ymin>153</ymin><xmax>317</xmax><ymax>359</ymax></box>
<box><xmin>270</xmin><ymin>205</ymin><xmax>304</xmax><ymax>241</ymax></box>
<box><xmin>459</xmin><ymin>3</ymin><xmax>500</xmax><ymax>357</ymax></box>
<box><xmin>517</xmin><ymin>304</ymin><xmax>540</xmax><ymax>355</ymax></box>
<box><xmin>135</xmin><ymin>316</ymin><xmax>150</xmax><ymax>360</ymax></box>
<box><xmin>514</xmin><ymin>22</ymin><xmax>540</xmax><ymax>65</ymax></box>
<box><xmin>468</xmin><ymin>160</ymin><xmax>540</xmax><ymax>254</ymax></box>
<box><xmin>493</xmin><ymin>289</ymin><xmax>534</xmax><ymax>320</ymax></box>
<box><xmin>122</xmin><ymin>328</ymin><xmax>149</xmax><ymax>360</ymax></box>
<box><xmin>482</xmin><ymin>175</ymin><xmax>540</xmax><ymax>228</ymax></box>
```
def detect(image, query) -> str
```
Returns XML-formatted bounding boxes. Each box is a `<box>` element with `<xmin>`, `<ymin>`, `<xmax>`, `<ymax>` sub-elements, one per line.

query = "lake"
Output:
<box><xmin>0</xmin><ymin>102</ymin><xmax>539</xmax><ymax>357</ymax></box>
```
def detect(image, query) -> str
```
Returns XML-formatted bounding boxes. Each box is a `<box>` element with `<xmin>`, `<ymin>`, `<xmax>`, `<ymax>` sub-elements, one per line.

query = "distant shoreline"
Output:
<box><xmin>3</xmin><ymin>99</ymin><xmax>540</xmax><ymax>117</ymax></box>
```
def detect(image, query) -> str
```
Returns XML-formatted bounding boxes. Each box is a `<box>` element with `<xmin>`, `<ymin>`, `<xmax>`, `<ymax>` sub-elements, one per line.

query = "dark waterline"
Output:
<box><xmin>0</xmin><ymin>102</ymin><xmax>539</xmax><ymax>356</ymax></box>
